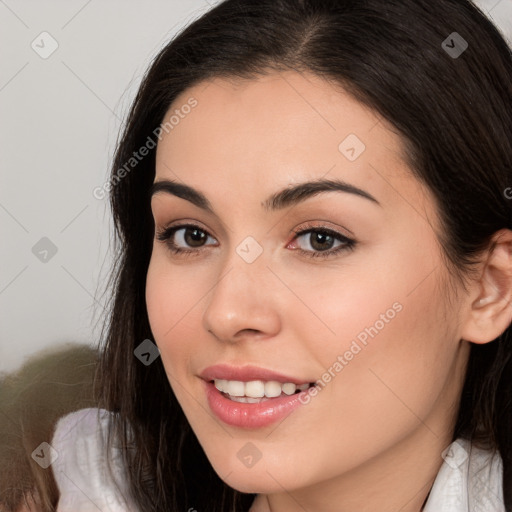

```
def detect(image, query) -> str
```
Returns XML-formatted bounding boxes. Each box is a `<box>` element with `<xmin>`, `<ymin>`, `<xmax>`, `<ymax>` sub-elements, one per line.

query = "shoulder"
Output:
<box><xmin>51</xmin><ymin>407</ymin><xmax>140</xmax><ymax>512</ymax></box>
<box><xmin>423</xmin><ymin>437</ymin><xmax>505</xmax><ymax>512</ymax></box>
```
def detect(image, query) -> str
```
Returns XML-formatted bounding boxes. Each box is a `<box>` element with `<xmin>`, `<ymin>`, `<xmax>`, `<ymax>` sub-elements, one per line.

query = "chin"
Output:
<box><xmin>208</xmin><ymin>455</ymin><xmax>306</xmax><ymax>494</ymax></box>
<box><xmin>220</xmin><ymin>471</ymin><xmax>288</xmax><ymax>495</ymax></box>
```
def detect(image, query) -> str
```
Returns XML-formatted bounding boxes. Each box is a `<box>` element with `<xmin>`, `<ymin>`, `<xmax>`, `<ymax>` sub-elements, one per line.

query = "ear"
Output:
<box><xmin>460</xmin><ymin>229</ymin><xmax>512</xmax><ymax>344</ymax></box>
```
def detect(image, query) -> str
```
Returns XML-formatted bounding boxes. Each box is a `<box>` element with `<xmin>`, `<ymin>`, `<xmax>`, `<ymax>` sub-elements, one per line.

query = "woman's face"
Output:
<box><xmin>146</xmin><ymin>71</ymin><xmax>470</xmax><ymax>497</ymax></box>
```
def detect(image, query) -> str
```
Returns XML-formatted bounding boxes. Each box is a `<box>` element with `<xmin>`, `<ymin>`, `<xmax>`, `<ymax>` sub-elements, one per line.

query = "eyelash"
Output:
<box><xmin>155</xmin><ymin>222</ymin><xmax>357</xmax><ymax>260</ymax></box>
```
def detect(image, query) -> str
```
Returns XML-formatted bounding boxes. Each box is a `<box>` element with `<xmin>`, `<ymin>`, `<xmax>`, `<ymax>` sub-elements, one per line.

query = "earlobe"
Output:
<box><xmin>460</xmin><ymin>229</ymin><xmax>512</xmax><ymax>345</ymax></box>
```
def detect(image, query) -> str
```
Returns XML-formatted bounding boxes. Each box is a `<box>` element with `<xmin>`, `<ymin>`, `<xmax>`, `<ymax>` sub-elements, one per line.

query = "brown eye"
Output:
<box><xmin>289</xmin><ymin>226</ymin><xmax>356</xmax><ymax>259</ymax></box>
<box><xmin>308</xmin><ymin>231</ymin><xmax>336</xmax><ymax>251</ymax></box>
<box><xmin>156</xmin><ymin>224</ymin><xmax>218</xmax><ymax>256</ymax></box>
<box><xmin>182</xmin><ymin>227</ymin><xmax>208</xmax><ymax>247</ymax></box>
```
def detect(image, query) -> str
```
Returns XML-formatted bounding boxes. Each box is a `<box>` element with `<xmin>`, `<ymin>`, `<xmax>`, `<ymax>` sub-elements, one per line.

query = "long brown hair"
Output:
<box><xmin>95</xmin><ymin>0</ymin><xmax>512</xmax><ymax>510</ymax></box>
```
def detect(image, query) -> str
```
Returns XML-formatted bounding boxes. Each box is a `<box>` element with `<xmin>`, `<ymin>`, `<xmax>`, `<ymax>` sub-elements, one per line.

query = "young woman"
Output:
<box><xmin>51</xmin><ymin>0</ymin><xmax>512</xmax><ymax>510</ymax></box>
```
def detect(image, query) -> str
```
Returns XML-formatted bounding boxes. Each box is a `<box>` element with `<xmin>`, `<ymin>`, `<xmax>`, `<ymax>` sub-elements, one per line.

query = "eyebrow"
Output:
<box><xmin>149</xmin><ymin>178</ymin><xmax>381</xmax><ymax>213</ymax></box>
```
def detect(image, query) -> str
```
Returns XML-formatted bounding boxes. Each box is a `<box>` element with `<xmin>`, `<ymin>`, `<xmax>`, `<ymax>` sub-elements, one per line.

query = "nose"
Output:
<box><xmin>202</xmin><ymin>244</ymin><xmax>282</xmax><ymax>344</ymax></box>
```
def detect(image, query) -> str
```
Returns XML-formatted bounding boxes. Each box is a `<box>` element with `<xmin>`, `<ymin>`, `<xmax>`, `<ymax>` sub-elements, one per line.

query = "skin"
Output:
<box><xmin>145</xmin><ymin>70</ymin><xmax>512</xmax><ymax>512</ymax></box>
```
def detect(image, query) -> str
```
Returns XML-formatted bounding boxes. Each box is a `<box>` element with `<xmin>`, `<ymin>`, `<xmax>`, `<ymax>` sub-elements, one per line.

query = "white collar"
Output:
<box><xmin>423</xmin><ymin>437</ymin><xmax>505</xmax><ymax>512</ymax></box>
<box><xmin>52</xmin><ymin>408</ymin><xmax>138</xmax><ymax>512</ymax></box>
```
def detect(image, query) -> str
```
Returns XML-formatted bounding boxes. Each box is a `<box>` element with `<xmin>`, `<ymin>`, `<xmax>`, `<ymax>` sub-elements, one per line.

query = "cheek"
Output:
<box><xmin>145</xmin><ymin>255</ymin><xmax>205</xmax><ymax>368</ymax></box>
<box><xmin>295</xmin><ymin>242</ymin><xmax>456</xmax><ymax>429</ymax></box>
<box><xmin>317</xmin><ymin>269</ymin><xmax>455</xmax><ymax>437</ymax></box>
<box><xmin>259</xmin><ymin>273</ymin><xmax>456</xmax><ymax>486</ymax></box>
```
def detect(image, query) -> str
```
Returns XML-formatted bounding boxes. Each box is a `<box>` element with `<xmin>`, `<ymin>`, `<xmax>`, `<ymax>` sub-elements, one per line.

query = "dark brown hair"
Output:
<box><xmin>96</xmin><ymin>0</ymin><xmax>512</xmax><ymax>510</ymax></box>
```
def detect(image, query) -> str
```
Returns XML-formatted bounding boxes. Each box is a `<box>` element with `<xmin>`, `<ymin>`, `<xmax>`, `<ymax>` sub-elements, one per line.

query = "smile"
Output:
<box><xmin>213</xmin><ymin>379</ymin><xmax>313</xmax><ymax>402</ymax></box>
<box><xmin>198</xmin><ymin>363</ymin><xmax>320</xmax><ymax>428</ymax></box>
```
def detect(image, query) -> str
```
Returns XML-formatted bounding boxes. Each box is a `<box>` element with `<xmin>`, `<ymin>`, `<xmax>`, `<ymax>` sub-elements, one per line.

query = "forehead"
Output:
<box><xmin>159</xmin><ymin>70</ymin><xmax>396</xmax><ymax>163</ymax></box>
<box><xmin>154</xmin><ymin>70</ymin><xmax>431</xmax><ymax>220</ymax></box>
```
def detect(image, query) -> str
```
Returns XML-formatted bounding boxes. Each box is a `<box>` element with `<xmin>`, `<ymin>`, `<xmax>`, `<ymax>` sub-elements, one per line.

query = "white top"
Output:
<box><xmin>51</xmin><ymin>408</ymin><xmax>138</xmax><ymax>512</ymax></box>
<box><xmin>51</xmin><ymin>408</ymin><xmax>506</xmax><ymax>511</ymax></box>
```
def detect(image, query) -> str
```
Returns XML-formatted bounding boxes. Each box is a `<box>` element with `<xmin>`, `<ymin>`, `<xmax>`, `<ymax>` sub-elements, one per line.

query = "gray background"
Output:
<box><xmin>1</xmin><ymin>0</ymin><xmax>511</xmax><ymax>373</ymax></box>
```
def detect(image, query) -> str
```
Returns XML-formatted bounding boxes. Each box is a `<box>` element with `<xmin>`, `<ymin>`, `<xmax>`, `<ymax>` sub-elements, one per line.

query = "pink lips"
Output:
<box><xmin>199</xmin><ymin>364</ymin><xmax>315</xmax><ymax>429</ymax></box>
<box><xmin>199</xmin><ymin>364</ymin><xmax>312</xmax><ymax>385</ymax></box>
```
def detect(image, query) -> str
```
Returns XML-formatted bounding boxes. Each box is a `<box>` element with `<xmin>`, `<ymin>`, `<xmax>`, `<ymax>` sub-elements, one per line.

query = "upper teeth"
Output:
<box><xmin>214</xmin><ymin>379</ymin><xmax>309</xmax><ymax>398</ymax></box>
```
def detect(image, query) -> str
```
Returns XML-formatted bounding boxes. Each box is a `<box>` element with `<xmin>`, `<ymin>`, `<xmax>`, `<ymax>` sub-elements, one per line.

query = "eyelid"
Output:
<box><xmin>155</xmin><ymin>223</ymin><xmax>217</xmax><ymax>248</ymax></box>
<box><xmin>290</xmin><ymin>220</ymin><xmax>355</xmax><ymax>239</ymax></box>
<box><xmin>155</xmin><ymin>220</ymin><xmax>351</xmax><ymax>244</ymax></box>
<box><xmin>155</xmin><ymin>220</ymin><xmax>357</xmax><ymax>259</ymax></box>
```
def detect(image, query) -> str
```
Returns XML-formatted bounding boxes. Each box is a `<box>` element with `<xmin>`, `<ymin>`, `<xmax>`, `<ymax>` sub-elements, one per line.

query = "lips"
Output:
<box><xmin>199</xmin><ymin>364</ymin><xmax>317</xmax><ymax>428</ymax></box>
<box><xmin>199</xmin><ymin>364</ymin><xmax>313</xmax><ymax>385</ymax></box>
